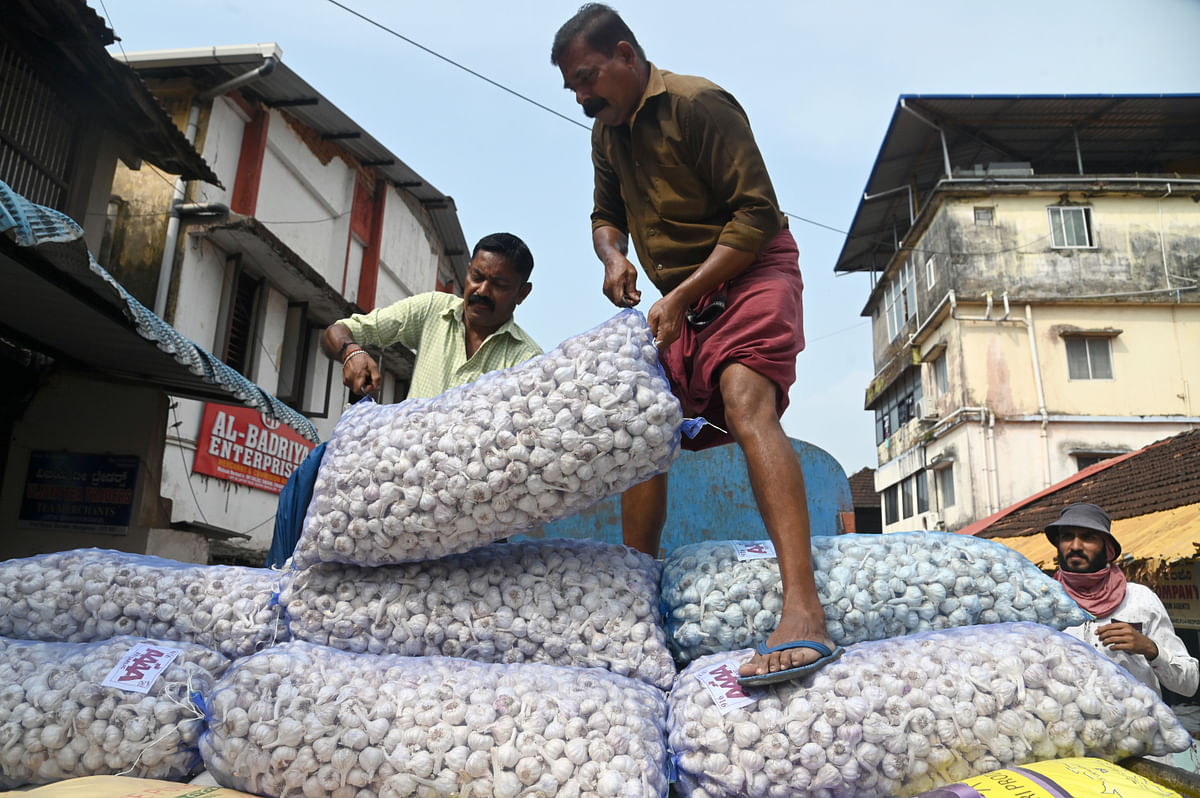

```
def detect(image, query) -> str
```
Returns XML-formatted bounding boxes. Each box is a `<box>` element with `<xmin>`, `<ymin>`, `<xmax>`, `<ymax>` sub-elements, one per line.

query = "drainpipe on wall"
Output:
<box><xmin>986</xmin><ymin>409</ymin><xmax>1000</xmax><ymax>516</ymax></box>
<box><xmin>1021</xmin><ymin>304</ymin><xmax>1052</xmax><ymax>489</ymax></box>
<box><xmin>152</xmin><ymin>57</ymin><xmax>277</xmax><ymax>319</ymax></box>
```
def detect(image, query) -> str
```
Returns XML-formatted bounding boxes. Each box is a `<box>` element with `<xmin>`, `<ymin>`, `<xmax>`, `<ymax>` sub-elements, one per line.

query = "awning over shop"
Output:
<box><xmin>987</xmin><ymin>502</ymin><xmax>1200</xmax><ymax>572</ymax></box>
<box><xmin>0</xmin><ymin>180</ymin><xmax>318</xmax><ymax>442</ymax></box>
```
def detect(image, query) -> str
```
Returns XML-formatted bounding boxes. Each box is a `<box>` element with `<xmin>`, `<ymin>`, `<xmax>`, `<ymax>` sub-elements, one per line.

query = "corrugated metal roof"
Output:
<box><xmin>834</xmin><ymin>94</ymin><xmax>1200</xmax><ymax>276</ymax></box>
<box><xmin>6</xmin><ymin>0</ymin><xmax>219</xmax><ymax>185</ymax></box>
<box><xmin>117</xmin><ymin>45</ymin><xmax>469</xmax><ymax>287</ymax></box>
<box><xmin>0</xmin><ymin>180</ymin><xmax>318</xmax><ymax>442</ymax></box>
<box><xmin>991</xmin><ymin>503</ymin><xmax>1200</xmax><ymax>572</ymax></box>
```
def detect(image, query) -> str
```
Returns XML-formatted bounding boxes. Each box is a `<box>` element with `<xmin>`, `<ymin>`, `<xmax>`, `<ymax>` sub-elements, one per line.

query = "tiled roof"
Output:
<box><xmin>969</xmin><ymin>427</ymin><xmax>1200</xmax><ymax>539</ymax></box>
<box><xmin>848</xmin><ymin>467</ymin><xmax>880</xmax><ymax>507</ymax></box>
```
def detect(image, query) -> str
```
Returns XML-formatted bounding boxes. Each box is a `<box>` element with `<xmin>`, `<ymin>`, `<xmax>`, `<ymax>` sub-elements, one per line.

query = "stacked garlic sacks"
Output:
<box><xmin>201</xmin><ymin>642</ymin><xmax>670</xmax><ymax>798</ymax></box>
<box><xmin>198</xmin><ymin>310</ymin><xmax>680</xmax><ymax>797</ymax></box>
<box><xmin>668</xmin><ymin>623</ymin><xmax>1193</xmax><ymax>798</ymax></box>
<box><xmin>0</xmin><ymin>636</ymin><xmax>228</xmax><ymax>789</ymax></box>
<box><xmin>292</xmin><ymin>309</ymin><xmax>684</xmax><ymax>569</ymax></box>
<box><xmin>661</xmin><ymin>533</ymin><xmax>1092</xmax><ymax>662</ymax></box>
<box><xmin>0</xmin><ymin>549</ymin><xmax>287</xmax><ymax>659</ymax></box>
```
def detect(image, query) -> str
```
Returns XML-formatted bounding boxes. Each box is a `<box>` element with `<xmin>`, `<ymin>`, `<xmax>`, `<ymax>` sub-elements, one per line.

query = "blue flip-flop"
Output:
<box><xmin>737</xmin><ymin>639</ymin><xmax>845</xmax><ymax>688</ymax></box>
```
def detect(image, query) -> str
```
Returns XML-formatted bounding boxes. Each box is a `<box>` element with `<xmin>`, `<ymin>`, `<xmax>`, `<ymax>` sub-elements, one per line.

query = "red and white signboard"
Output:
<box><xmin>193</xmin><ymin>403</ymin><xmax>316</xmax><ymax>494</ymax></box>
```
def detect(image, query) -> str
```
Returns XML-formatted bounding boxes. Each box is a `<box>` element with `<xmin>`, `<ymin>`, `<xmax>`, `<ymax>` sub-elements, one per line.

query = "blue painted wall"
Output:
<box><xmin>519</xmin><ymin>439</ymin><xmax>851</xmax><ymax>555</ymax></box>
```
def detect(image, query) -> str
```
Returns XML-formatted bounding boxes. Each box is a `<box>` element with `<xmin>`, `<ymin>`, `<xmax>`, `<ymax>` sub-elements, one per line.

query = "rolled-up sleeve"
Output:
<box><xmin>338</xmin><ymin>294</ymin><xmax>433</xmax><ymax>350</ymax></box>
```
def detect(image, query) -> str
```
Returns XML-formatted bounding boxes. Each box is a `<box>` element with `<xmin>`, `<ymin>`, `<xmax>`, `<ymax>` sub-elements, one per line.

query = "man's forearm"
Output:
<box><xmin>668</xmin><ymin>243</ymin><xmax>757</xmax><ymax>308</ymax></box>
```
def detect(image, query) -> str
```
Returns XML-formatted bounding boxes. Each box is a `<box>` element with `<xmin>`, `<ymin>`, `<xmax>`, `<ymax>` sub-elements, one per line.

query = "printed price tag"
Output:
<box><xmin>731</xmin><ymin>540</ymin><xmax>776</xmax><ymax>561</ymax></box>
<box><xmin>101</xmin><ymin>642</ymin><xmax>182</xmax><ymax>694</ymax></box>
<box><xmin>696</xmin><ymin>659</ymin><xmax>757</xmax><ymax>715</ymax></box>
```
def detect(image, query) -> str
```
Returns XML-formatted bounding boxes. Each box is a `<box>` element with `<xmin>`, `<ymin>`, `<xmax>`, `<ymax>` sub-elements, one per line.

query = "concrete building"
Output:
<box><xmin>1</xmin><ymin>1</ymin><xmax>319</xmax><ymax>564</ymax></box>
<box><xmin>103</xmin><ymin>45</ymin><xmax>471</xmax><ymax>560</ymax></box>
<box><xmin>835</xmin><ymin>95</ymin><xmax>1200</xmax><ymax>534</ymax></box>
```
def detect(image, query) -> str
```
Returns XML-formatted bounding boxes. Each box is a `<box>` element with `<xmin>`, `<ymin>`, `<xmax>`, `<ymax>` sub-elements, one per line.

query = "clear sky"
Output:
<box><xmin>99</xmin><ymin>0</ymin><xmax>1200</xmax><ymax>477</ymax></box>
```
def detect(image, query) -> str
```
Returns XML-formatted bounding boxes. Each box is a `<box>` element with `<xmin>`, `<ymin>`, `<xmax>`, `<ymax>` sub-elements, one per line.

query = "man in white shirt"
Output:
<box><xmin>1047</xmin><ymin>502</ymin><xmax>1198</xmax><ymax>698</ymax></box>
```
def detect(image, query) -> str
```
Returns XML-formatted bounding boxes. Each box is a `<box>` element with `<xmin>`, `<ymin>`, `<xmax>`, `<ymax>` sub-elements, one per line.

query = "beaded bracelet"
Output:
<box><xmin>342</xmin><ymin>349</ymin><xmax>369</xmax><ymax>366</ymax></box>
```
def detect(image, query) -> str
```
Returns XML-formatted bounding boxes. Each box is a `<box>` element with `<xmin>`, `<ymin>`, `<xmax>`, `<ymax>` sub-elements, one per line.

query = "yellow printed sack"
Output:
<box><xmin>915</xmin><ymin>757</ymin><xmax>1180</xmax><ymax>797</ymax></box>
<box><xmin>1</xmin><ymin>775</ymin><xmax>258</xmax><ymax>797</ymax></box>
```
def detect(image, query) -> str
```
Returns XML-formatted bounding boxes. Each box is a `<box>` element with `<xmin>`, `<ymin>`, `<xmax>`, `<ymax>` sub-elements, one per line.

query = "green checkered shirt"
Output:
<box><xmin>339</xmin><ymin>292</ymin><xmax>541</xmax><ymax>399</ymax></box>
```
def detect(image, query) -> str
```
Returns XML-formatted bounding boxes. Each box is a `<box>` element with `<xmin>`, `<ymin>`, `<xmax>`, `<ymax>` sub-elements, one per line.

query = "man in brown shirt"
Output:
<box><xmin>553</xmin><ymin>3</ymin><xmax>840</xmax><ymax>687</ymax></box>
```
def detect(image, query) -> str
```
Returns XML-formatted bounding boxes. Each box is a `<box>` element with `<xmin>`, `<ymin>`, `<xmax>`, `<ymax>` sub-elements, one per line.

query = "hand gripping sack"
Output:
<box><xmin>0</xmin><ymin>548</ymin><xmax>288</xmax><ymax>658</ymax></box>
<box><xmin>667</xmin><ymin>623</ymin><xmax>1191</xmax><ymax>798</ymax></box>
<box><xmin>293</xmin><ymin>309</ymin><xmax>683</xmax><ymax>568</ymax></box>
<box><xmin>280</xmin><ymin>538</ymin><xmax>677</xmax><ymax>689</ymax></box>
<box><xmin>661</xmin><ymin>532</ymin><xmax>1091</xmax><ymax>662</ymax></box>
<box><xmin>0</xmin><ymin>635</ymin><xmax>228</xmax><ymax>789</ymax></box>
<box><xmin>199</xmin><ymin>640</ymin><xmax>671</xmax><ymax>798</ymax></box>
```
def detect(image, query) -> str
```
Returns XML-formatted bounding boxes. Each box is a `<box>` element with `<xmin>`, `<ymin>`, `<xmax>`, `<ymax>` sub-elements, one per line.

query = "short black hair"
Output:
<box><xmin>472</xmin><ymin>232</ymin><xmax>534</xmax><ymax>281</ymax></box>
<box><xmin>551</xmin><ymin>3</ymin><xmax>645</xmax><ymax>66</ymax></box>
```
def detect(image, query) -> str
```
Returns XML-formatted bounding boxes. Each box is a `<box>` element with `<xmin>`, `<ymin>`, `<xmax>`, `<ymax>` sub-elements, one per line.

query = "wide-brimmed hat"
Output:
<box><xmin>1044</xmin><ymin>502</ymin><xmax>1121</xmax><ymax>559</ymax></box>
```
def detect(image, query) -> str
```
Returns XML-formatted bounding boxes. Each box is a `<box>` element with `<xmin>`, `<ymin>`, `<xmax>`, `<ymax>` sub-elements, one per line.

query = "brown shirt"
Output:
<box><xmin>590</xmin><ymin>64</ymin><xmax>787</xmax><ymax>294</ymax></box>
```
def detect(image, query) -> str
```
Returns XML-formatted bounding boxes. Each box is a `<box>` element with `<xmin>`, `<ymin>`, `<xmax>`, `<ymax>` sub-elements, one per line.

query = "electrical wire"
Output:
<box><xmin>169</xmin><ymin>401</ymin><xmax>210</xmax><ymax>526</ymax></box>
<box><xmin>322</xmin><ymin>0</ymin><xmax>590</xmax><ymax>132</ymax></box>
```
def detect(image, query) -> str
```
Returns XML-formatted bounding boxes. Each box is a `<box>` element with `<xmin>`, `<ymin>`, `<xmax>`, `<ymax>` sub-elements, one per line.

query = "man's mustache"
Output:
<box><xmin>583</xmin><ymin>98</ymin><xmax>608</xmax><ymax>118</ymax></box>
<box><xmin>468</xmin><ymin>295</ymin><xmax>494</xmax><ymax>310</ymax></box>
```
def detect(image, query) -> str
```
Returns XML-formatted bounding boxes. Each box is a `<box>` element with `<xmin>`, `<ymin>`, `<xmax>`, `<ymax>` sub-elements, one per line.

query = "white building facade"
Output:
<box><xmin>106</xmin><ymin>45</ymin><xmax>471</xmax><ymax>558</ymax></box>
<box><xmin>835</xmin><ymin>96</ymin><xmax>1200</xmax><ymax>533</ymax></box>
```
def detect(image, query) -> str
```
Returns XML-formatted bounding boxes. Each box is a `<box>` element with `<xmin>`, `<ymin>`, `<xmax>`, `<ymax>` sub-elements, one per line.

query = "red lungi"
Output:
<box><xmin>659</xmin><ymin>229</ymin><xmax>804</xmax><ymax>451</ymax></box>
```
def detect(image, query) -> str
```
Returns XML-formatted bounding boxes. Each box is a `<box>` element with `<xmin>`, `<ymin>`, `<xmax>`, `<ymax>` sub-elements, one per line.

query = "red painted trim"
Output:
<box><xmin>231</xmin><ymin>108</ymin><xmax>269</xmax><ymax>215</ymax></box>
<box><xmin>356</xmin><ymin>183</ymin><xmax>386</xmax><ymax>311</ymax></box>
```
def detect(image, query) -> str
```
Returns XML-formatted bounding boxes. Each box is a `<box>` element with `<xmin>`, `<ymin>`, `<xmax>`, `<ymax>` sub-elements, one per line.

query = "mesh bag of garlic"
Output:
<box><xmin>661</xmin><ymin>532</ymin><xmax>1091</xmax><ymax>663</ymax></box>
<box><xmin>667</xmin><ymin>622</ymin><xmax>1193</xmax><ymax>798</ymax></box>
<box><xmin>280</xmin><ymin>538</ymin><xmax>677</xmax><ymax>689</ymax></box>
<box><xmin>199</xmin><ymin>640</ymin><xmax>671</xmax><ymax>798</ymax></box>
<box><xmin>292</xmin><ymin>309</ymin><xmax>683</xmax><ymax>569</ymax></box>
<box><xmin>0</xmin><ymin>548</ymin><xmax>289</xmax><ymax>659</ymax></box>
<box><xmin>0</xmin><ymin>635</ymin><xmax>229</xmax><ymax>789</ymax></box>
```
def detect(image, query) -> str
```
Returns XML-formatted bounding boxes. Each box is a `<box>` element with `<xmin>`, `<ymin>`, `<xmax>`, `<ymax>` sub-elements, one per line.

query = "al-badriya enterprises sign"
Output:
<box><xmin>193</xmin><ymin>403</ymin><xmax>316</xmax><ymax>494</ymax></box>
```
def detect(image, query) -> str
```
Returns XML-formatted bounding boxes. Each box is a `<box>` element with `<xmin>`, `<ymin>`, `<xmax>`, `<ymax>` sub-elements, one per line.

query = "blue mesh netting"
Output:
<box><xmin>0</xmin><ymin>179</ymin><xmax>318</xmax><ymax>442</ymax></box>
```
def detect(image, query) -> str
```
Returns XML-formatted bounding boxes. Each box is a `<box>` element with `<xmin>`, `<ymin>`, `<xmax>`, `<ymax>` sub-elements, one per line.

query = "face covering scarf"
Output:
<box><xmin>1054</xmin><ymin>539</ymin><xmax>1127</xmax><ymax>618</ymax></box>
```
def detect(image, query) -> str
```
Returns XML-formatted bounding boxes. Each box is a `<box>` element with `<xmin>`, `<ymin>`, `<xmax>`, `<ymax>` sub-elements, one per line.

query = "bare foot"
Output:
<box><xmin>737</xmin><ymin>611</ymin><xmax>835</xmax><ymax>679</ymax></box>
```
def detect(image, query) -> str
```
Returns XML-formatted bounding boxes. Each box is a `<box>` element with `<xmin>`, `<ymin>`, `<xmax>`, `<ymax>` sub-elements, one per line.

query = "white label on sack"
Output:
<box><xmin>696</xmin><ymin>659</ymin><xmax>756</xmax><ymax>714</ymax></box>
<box><xmin>101</xmin><ymin>642</ymin><xmax>182</xmax><ymax>694</ymax></box>
<box><xmin>731</xmin><ymin>540</ymin><xmax>776</xmax><ymax>561</ymax></box>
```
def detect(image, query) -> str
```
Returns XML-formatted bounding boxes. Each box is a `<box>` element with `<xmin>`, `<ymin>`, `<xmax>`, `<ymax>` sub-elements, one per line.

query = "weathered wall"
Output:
<box><xmin>0</xmin><ymin>372</ymin><xmax>169</xmax><ymax>560</ymax></box>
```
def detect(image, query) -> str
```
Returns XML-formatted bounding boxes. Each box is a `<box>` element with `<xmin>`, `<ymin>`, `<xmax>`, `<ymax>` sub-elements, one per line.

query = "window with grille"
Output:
<box><xmin>974</xmin><ymin>207</ymin><xmax>994</xmax><ymax>226</ymax></box>
<box><xmin>0</xmin><ymin>38</ymin><xmax>79</xmax><ymax>210</ymax></box>
<box><xmin>1048</xmin><ymin>205</ymin><xmax>1094</xmax><ymax>248</ymax></box>
<box><xmin>1065</xmin><ymin>337</ymin><xmax>1112</xmax><ymax>380</ymax></box>
<box><xmin>223</xmin><ymin>269</ymin><xmax>263</xmax><ymax>378</ymax></box>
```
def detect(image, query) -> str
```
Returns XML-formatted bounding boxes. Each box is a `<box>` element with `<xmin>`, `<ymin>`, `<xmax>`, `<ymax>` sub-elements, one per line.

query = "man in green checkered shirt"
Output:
<box><xmin>265</xmin><ymin>232</ymin><xmax>540</xmax><ymax>567</ymax></box>
<box><xmin>324</xmin><ymin>231</ymin><xmax>542</xmax><ymax>398</ymax></box>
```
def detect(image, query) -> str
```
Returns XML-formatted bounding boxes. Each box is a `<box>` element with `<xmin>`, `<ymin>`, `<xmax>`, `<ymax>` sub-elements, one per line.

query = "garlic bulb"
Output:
<box><xmin>662</xmin><ymin>532</ymin><xmax>1092</xmax><ymax>663</ymax></box>
<box><xmin>0</xmin><ymin>548</ymin><xmax>289</xmax><ymax>658</ymax></box>
<box><xmin>281</xmin><ymin>539</ymin><xmax>676</xmax><ymax>689</ymax></box>
<box><xmin>668</xmin><ymin>622</ymin><xmax>1192</xmax><ymax>798</ymax></box>
<box><xmin>200</xmin><ymin>640</ymin><xmax>669</xmax><ymax>798</ymax></box>
<box><xmin>0</xmin><ymin>635</ymin><xmax>227</xmax><ymax>789</ymax></box>
<box><xmin>292</xmin><ymin>310</ymin><xmax>683</xmax><ymax>568</ymax></box>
